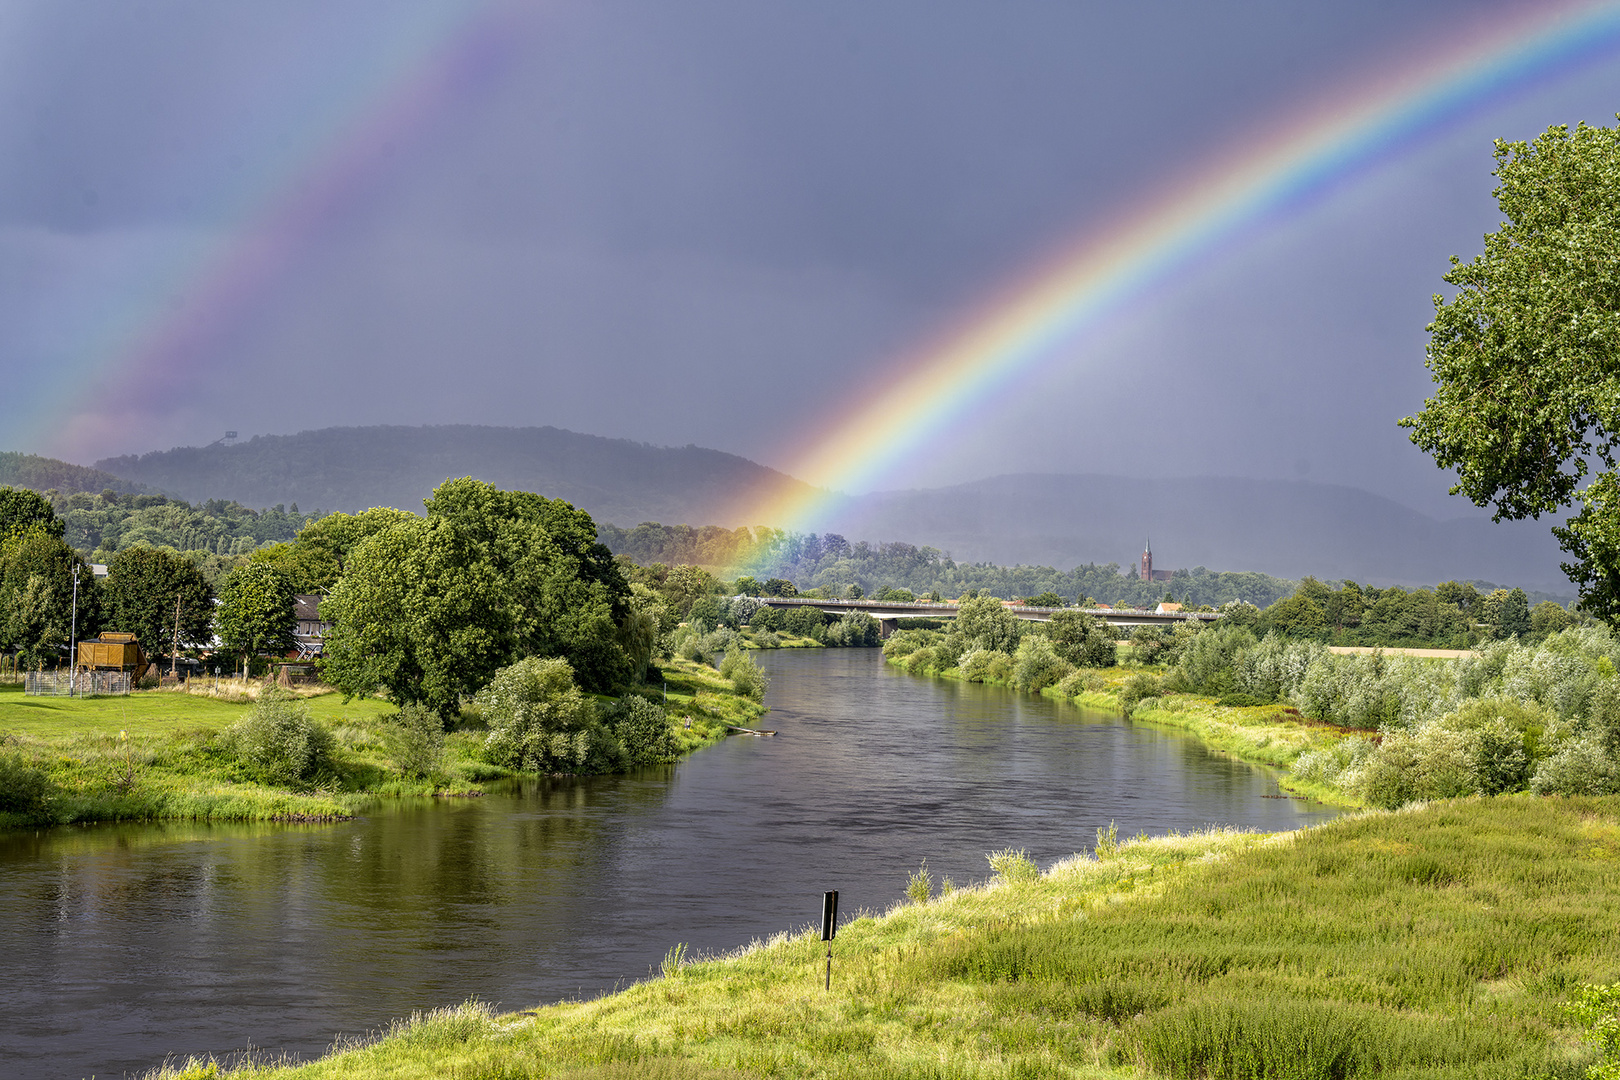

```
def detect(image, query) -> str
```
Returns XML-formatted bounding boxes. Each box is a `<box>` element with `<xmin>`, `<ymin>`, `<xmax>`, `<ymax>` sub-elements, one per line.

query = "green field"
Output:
<box><xmin>0</xmin><ymin>659</ymin><xmax>762</xmax><ymax>831</ymax></box>
<box><xmin>169</xmin><ymin>796</ymin><xmax>1617</xmax><ymax>1080</ymax></box>
<box><xmin>0</xmin><ymin>681</ymin><xmax>399</xmax><ymax>737</ymax></box>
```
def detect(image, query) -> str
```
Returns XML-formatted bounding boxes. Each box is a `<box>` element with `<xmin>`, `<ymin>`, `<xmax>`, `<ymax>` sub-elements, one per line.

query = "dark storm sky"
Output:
<box><xmin>1</xmin><ymin>1</ymin><xmax>1616</xmax><ymax>515</ymax></box>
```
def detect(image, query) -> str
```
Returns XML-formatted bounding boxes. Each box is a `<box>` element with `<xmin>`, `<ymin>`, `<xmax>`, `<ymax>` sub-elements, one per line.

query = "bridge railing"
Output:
<box><xmin>750</xmin><ymin>596</ymin><xmax>1219</xmax><ymax>621</ymax></box>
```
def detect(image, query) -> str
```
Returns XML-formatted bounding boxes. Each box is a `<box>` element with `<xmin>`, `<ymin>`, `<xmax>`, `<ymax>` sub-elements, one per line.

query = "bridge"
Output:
<box><xmin>753</xmin><ymin>596</ymin><xmax>1220</xmax><ymax>638</ymax></box>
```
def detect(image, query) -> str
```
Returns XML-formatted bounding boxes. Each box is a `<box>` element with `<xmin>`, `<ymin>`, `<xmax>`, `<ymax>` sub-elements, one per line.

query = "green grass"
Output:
<box><xmin>0</xmin><ymin>659</ymin><xmax>766</xmax><ymax>831</ymax></box>
<box><xmin>157</xmin><ymin>797</ymin><xmax>1620</xmax><ymax>1079</ymax></box>
<box><xmin>0</xmin><ymin>681</ymin><xmax>399</xmax><ymax>737</ymax></box>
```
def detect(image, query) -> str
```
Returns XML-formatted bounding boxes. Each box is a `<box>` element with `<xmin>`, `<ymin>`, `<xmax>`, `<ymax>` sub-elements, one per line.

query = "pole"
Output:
<box><xmin>825</xmin><ymin>945</ymin><xmax>832</xmax><ymax>992</ymax></box>
<box><xmin>171</xmin><ymin>594</ymin><xmax>181</xmax><ymax>677</ymax></box>
<box><xmin>69</xmin><ymin>565</ymin><xmax>79</xmax><ymax>697</ymax></box>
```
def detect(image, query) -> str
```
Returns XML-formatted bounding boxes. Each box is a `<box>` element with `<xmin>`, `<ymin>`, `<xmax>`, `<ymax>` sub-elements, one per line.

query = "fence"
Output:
<box><xmin>25</xmin><ymin>670</ymin><xmax>132</xmax><ymax>697</ymax></box>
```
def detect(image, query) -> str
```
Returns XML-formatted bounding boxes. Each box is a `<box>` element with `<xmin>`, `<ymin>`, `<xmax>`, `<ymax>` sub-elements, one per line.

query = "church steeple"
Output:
<box><xmin>1141</xmin><ymin>536</ymin><xmax>1153</xmax><ymax>582</ymax></box>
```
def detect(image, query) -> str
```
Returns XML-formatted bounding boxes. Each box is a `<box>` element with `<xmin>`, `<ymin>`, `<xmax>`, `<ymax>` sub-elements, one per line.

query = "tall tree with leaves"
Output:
<box><xmin>104</xmin><ymin>547</ymin><xmax>214</xmax><ymax>658</ymax></box>
<box><xmin>0</xmin><ymin>530</ymin><xmax>99</xmax><ymax>667</ymax></box>
<box><xmin>0</xmin><ymin>487</ymin><xmax>63</xmax><ymax>543</ymax></box>
<box><xmin>216</xmin><ymin>562</ymin><xmax>296</xmax><ymax>669</ymax></box>
<box><xmin>1403</xmin><ymin>120</ymin><xmax>1620</xmax><ymax>618</ymax></box>
<box><xmin>321</xmin><ymin>479</ymin><xmax>635</xmax><ymax>717</ymax></box>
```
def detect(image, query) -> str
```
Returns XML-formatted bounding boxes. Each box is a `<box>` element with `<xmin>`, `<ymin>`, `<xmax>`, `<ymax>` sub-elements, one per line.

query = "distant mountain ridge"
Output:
<box><xmin>94</xmin><ymin>424</ymin><xmax>817</xmax><ymax>526</ymax></box>
<box><xmin>35</xmin><ymin>423</ymin><xmax>1571</xmax><ymax>590</ymax></box>
<box><xmin>817</xmin><ymin>473</ymin><xmax>1571</xmax><ymax>591</ymax></box>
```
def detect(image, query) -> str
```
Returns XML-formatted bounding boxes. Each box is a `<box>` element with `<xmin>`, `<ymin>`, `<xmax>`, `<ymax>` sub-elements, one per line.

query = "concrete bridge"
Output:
<box><xmin>753</xmin><ymin>596</ymin><xmax>1220</xmax><ymax>638</ymax></box>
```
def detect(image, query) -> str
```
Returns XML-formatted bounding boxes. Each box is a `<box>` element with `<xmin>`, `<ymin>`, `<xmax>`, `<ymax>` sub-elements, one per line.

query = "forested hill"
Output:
<box><xmin>95</xmin><ymin>424</ymin><xmax>817</xmax><ymax>524</ymax></box>
<box><xmin>0</xmin><ymin>452</ymin><xmax>149</xmax><ymax>496</ymax></box>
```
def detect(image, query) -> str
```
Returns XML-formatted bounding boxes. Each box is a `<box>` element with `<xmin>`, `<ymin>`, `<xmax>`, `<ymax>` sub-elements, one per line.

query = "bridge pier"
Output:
<box><xmin>879</xmin><ymin>618</ymin><xmax>898</xmax><ymax>639</ymax></box>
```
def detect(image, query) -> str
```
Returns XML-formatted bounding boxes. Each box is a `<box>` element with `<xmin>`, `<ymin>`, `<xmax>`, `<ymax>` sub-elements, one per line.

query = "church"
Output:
<box><xmin>1139</xmin><ymin>538</ymin><xmax>1176</xmax><ymax>582</ymax></box>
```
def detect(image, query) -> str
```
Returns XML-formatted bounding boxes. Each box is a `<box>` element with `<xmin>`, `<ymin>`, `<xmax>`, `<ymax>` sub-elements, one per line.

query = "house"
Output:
<box><xmin>293</xmin><ymin>595</ymin><xmax>329</xmax><ymax>659</ymax></box>
<box><xmin>1156</xmin><ymin>602</ymin><xmax>1184</xmax><ymax>615</ymax></box>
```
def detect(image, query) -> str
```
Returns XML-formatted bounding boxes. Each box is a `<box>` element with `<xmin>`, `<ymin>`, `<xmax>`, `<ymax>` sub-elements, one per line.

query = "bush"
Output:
<box><xmin>478</xmin><ymin>656</ymin><xmax>613</xmax><ymax>773</ymax></box>
<box><xmin>1057</xmin><ymin>668</ymin><xmax>1106</xmax><ymax>697</ymax></box>
<box><xmin>1119</xmin><ymin>673</ymin><xmax>1164</xmax><ymax>714</ymax></box>
<box><xmin>823</xmin><ymin>611</ymin><xmax>881</xmax><ymax>647</ymax></box>
<box><xmin>602</xmin><ymin>695</ymin><xmax>677</xmax><ymax>766</ymax></box>
<box><xmin>1012</xmin><ymin>635</ymin><xmax>1074</xmax><ymax>694</ymax></box>
<box><xmin>720</xmin><ymin>650</ymin><xmax>769</xmax><ymax>701</ymax></box>
<box><xmin>226</xmin><ymin>693</ymin><xmax>334</xmax><ymax>786</ymax></box>
<box><xmin>959</xmin><ymin>648</ymin><xmax>1014</xmax><ymax>684</ymax></box>
<box><xmin>0</xmin><ymin>752</ymin><xmax>53</xmax><ymax>818</ymax></box>
<box><xmin>386</xmin><ymin>702</ymin><xmax>445</xmax><ymax>779</ymax></box>
<box><xmin>987</xmin><ymin>847</ymin><xmax>1039</xmax><ymax>883</ymax></box>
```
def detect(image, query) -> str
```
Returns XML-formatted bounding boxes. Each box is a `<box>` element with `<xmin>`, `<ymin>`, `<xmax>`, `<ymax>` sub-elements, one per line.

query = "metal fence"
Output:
<box><xmin>25</xmin><ymin>670</ymin><xmax>132</xmax><ymax>696</ymax></box>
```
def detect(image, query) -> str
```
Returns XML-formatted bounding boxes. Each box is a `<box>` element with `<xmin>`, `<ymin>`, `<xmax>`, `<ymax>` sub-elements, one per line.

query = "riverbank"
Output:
<box><xmin>0</xmin><ymin>657</ymin><xmax>764</xmax><ymax>831</ymax></box>
<box><xmin>890</xmin><ymin>654</ymin><xmax>1364</xmax><ymax>808</ymax></box>
<box><xmin>166</xmin><ymin>796</ymin><xmax>1615</xmax><ymax>1079</ymax></box>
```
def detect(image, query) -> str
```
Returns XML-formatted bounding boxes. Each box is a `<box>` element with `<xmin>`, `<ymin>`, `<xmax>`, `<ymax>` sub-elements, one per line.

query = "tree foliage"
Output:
<box><xmin>216</xmin><ymin>562</ymin><xmax>296</xmax><ymax>664</ymax></box>
<box><xmin>0</xmin><ymin>528</ymin><xmax>99</xmax><ymax>666</ymax></box>
<box><xmin>1403</xmin><ymin>120</ymin><xmax>1620</xmax><ymax>617</ymax></box>
<box><xmin>321</xmin><ymin>479</ymin><xmax>634</xmax><ymax>717</ymax></box>
<box><xmin>104</xmin><ymin>547</ymin><xmax>214</xmax><ymax>656</ymax></box>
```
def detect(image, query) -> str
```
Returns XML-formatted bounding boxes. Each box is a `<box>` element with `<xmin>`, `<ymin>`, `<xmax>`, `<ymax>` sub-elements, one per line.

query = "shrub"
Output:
<box><xmin>0</xmin><ymin>752</ymin><xmax>52</xmax><ymax>818</ymax></box>
<box><xmin>226</xmin><ymin>693</ymin><xmax>334</xmax><ymax>786</ymax></box>
<box><xmin>1012</xmin><ymin>635</ymin><xmax>1074</xmax><ymax>694</ymax></box>
<box><xmin>478</xmin><ymin>656</ymin><xmax>613</xmax><ymax>773</ymax></box>
<box><xmin>720</xmin><ymin>650</ymin><xmax>769</xmax><ymax>701</ymax></box>
<box><xmin>1057</xmin><ymin>669</ymin><xmax>1106</xmax><ymax>698</ymax></box>
<box><xmin>960</xmin><ymin>648</ymin><xmax>1014</xmax><ymax>684</ymax></box>
<box><xmin>1531</xmin><ymin>737</ymin><xmax>1620</xmax><ymax>795</ymax></box>
<box><xmin>987</xmin><ymin>847</ymin><xmax>1040</xmax><ymax>883</ymax></box>
<box><xmin>603</xmin><ymin>695</ymin><xmax>677</xmax><ymax>766</ymax></box>
<box><xmin>823</xmin><ymin>611</ymin><xmax>881</xmax><ymax>647</ymax></box>
<box><xmin>386</xmin><ymin>702</ymin><xmax>445</xmax><ymax>779</ymax></box>
<box><xmin>906</xmin><ymin>860</ymin><xmax>933</xmax><ymax>904</ymax></box>
<box><xmin>1119</xmin><ymin>673</ymin><xmax>1164</xmax><ymax>714</ymax></box>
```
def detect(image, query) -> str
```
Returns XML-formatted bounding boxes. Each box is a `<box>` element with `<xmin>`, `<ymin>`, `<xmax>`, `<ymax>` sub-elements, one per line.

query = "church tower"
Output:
<box><xmin>1140</xmin><ymin>537</ymin><xmax>1152</xmax><ymax>582</ymax></box>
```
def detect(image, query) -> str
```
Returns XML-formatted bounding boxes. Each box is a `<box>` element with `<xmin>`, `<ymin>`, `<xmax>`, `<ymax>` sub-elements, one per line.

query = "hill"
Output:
<box><xmin>818</xmin><ymin>473</ymin><xmax>1571</xmax><ymax>590</ymax></box>
<box><xmin>95</xmin><ymin>425</ymin><xmax>817</xmax><ymax>524</ymax></box>
<box><xmin>83</xmin><ymin>425</ymin><xmax>1571</xmax><ymax>590</ymax></box>
<box><xmin>0</xmin><ymin>452</ymin><xmax>149</xmax><ymax>496</ymax></box>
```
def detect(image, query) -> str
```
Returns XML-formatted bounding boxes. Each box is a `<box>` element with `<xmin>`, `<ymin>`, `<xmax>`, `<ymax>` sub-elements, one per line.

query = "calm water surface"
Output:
<box><xmin>0</xmin><ymin>649</ymin><xmax>1338</xmax><ymax>1079</ymax></box>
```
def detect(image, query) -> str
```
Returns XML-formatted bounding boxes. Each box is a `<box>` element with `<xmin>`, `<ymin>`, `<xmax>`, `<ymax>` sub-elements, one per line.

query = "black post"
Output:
<box><xmin>821</xmin><ymin>890</ymin><xmax>838</xmax><ymax>991</ymax></box>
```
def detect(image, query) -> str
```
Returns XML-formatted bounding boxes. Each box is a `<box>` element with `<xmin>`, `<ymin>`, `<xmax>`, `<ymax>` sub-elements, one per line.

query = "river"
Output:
<box><xmin>0</xmin><ymin>649</ymin><xmax>1337</xmax><ymax>1079</ymax></box>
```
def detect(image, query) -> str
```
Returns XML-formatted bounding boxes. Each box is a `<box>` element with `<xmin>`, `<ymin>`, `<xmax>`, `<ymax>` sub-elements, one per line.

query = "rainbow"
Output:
<box><xmin>731</xmin><ymin>0</ymin><xmax>1620</xmax><ymax>543</ymax></box>
<box><xmin>38</xmin><ymin>2</ymin><xmax>523</xmax><ymax>460</ymax></box>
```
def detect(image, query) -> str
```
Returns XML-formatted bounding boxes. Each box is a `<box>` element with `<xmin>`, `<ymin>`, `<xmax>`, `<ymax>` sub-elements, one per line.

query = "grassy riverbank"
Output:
<box><xmin>889</xmin><ymin>653</ymin><xmax>1363</xmax><ymax>808</ymax></box>
<box><xmin>0</xmin><ymin>658</ymin><xmax>763</xmax><ymax>831</ymax></box>
<box><xmin>164</xmin><ymin>796</ymin><xmax>1619</xmax><ymax>1079</ymax></box>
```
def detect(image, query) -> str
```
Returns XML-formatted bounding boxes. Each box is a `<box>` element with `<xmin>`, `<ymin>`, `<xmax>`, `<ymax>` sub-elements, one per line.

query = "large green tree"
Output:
<box><xmin>104</xmin><ymin>547</ymin><xmax>214</xmax><ymax>658</ymax></box>
<box><xmin>0</xmin><ymin>530</ymin><xmax>100</xmax><ymax>666</ymax></box>
<box><xmin>0</xmin><ymin>487</ymin><xmax>62</xmax><ymax>542</ymax></box>
<box><xmin>321</xmin><ymin>479</ymin><xmax>635</xmax><ymax>716</ymax></box>
<box><xmin>216</xmin><ymin>562</ymin><xmax>296</xmax><ymax>668</ymax></box>
<box><xmin>1403</xmin><ymin>120</ymin><xmax>1620</xmax><ymax>617</ymax></box>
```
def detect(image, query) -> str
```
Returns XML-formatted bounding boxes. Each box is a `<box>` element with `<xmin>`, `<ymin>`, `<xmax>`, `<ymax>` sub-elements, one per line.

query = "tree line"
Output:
<box><xmin>598</xmin><ymin>521</ymin><xmax>1300</xmax><ymax>609</ymax></box>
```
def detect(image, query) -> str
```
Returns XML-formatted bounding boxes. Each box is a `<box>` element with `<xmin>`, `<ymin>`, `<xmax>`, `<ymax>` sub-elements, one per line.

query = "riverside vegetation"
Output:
<box><xmin>151</xmin><ymin>797</ymin><xmax>1620</xmax><ymax>1080</ymax></box>
<box><xmin>0</xmin><ymin>475</ymin><xmax>775</xmax><ymax>830</ymax></box>
<box><xmin>0</xmin><ymin>655</ymin><xmax>765</xmax><ymax>831</ymax></box>
<box><xmin>883</xmin><ymin>596</ymin><xmax>1620</xmax><ymax>811</ymax></box>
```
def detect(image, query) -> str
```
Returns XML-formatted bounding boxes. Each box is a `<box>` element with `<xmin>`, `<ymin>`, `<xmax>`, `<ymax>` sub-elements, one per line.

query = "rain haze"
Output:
<box><xmin>1</xmin><ymin>1</ymin><xmax>1618</xmax><ymax>524</ymax></box>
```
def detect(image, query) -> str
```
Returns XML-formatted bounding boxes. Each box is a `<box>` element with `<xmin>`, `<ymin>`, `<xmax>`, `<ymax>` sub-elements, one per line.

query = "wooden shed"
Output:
<box><xmin>76</xmin><ymin>632</ymin><xmax>149</xmax><ymax>680</ymax></box>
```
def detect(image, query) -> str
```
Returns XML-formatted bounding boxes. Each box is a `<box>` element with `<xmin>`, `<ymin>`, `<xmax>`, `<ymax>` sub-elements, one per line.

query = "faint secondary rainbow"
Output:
<box><xmin>731</xmin><ymin>0</ymin><xmax>1620</xmax><ymax>546</ymax></box>
<box><xmin>36</xmin><ymin>2</ymin><xmax>524</xmax><ymax>460</ymax></box>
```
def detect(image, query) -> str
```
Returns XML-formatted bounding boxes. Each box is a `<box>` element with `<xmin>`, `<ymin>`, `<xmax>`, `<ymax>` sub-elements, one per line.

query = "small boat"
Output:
<box><xmin>726</xmin><ymin>725</ymin><xmax>777</xmax><ymax>737</ymax></box>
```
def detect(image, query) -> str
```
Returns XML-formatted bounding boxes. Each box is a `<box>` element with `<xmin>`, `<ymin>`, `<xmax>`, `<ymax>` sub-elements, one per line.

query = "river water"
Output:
<box><xmin>0</xmin><ymin>649</ymin><xmax>1337</xmax><ymax>1079</ymax></box>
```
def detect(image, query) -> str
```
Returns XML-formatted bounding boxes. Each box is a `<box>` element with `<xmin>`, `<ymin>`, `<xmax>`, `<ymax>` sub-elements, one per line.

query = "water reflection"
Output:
<box><xmin>0</xmin><ymin>650</ymin><xmax>1335</xmax><ymax>1079</ymax></box>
